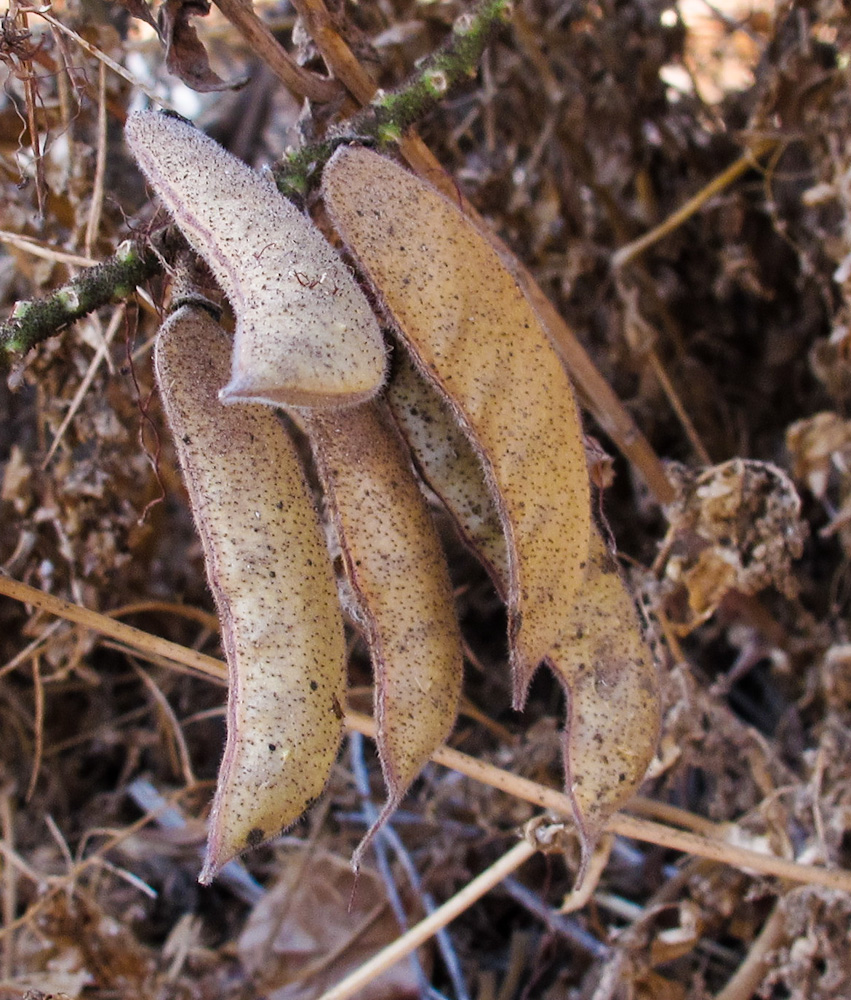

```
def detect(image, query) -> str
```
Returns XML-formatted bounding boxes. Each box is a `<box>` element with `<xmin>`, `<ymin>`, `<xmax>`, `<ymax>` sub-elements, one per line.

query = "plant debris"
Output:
<box><xmin>3</xmin><ymin>0</ymin><xmax>851</xmax><ymax>997</ymax></box>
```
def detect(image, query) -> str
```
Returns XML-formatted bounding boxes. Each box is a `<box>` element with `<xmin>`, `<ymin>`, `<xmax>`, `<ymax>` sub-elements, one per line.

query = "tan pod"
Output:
<box><xmin>126</xmin><ymin>112</ymin><xmax>386</xmax><ymax>409</ymax></box>
<box><xmin>306</xmin><ymin>403</ymin><xmax>463</xmax><ymax>860</ymax></box>
<box><xmin>154</xmin><ymin>305</ymin><xmax>346</xmax><ymax>882</ymax></box>
<box><xmin>323</xmin><ymin>145</ymin><xmax>590</xmax><ymax>703</ymax></box>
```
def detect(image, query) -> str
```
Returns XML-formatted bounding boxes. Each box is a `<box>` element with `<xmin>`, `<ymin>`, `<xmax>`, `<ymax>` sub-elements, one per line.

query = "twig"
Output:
<box><xmin>1</xmin><ymin>2</ymin><xmax>506</xmax><ymax>363</ymax></box>
<box><xmin>84</xmin><ymin>60</ymin><xmax>108</xmax><ymax>257</ymax></box>
<box><xmin>0</xmin><ymin>236</ymin><xmax>166</xmax><ymax>360</ymax></box>
<box><xmin>345</xmin><ymin>712</ymin><xmax>851</xmax><ymax>893</ymax></box>
<box><xmin>32</xmin><ymin>8</ymin><xmax>177</xmax><ymax>111</ymax></box>
<box><xmin>0</xmin><ymin>575</ymin><xmax>226</xmax><ymax>682</ymax></box>
<box><xmin>612</xmin><ymin>137</ymin><xmax>778</xmax><ymax>270</ymax></box>
<box><xmin>713</xmin><ymin>898</ymin><xmax>786</xmax><ymax>1000</ymax></box>
<box><xmin>273</xmin><ymin>0</ymin><xmax>512</xmax><ymax>199</ymax></box>
<box><xmin>5</xmin><ymin>578</ymin><xmax>849</xmax><ymax>894</ymax></box>
<box><xmin>211</xmin><ymin>0</ymin><xmax>341</xmax><ymax>103</ymax></box>
<box><xmin>318</xmin><ymin>838</ymin><xmax>537</xmax><ymax>1000</ymax></box>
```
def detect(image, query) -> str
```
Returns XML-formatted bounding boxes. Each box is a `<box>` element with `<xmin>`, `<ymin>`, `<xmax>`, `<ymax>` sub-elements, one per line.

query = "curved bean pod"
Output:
<box><xmin>126</xmin><ymin>112</ymin><xmax>386</xmax><ymax>409</ymax></box>
<box><xmin>154</xmin><ymin>305</ymin><xmax>347</xmax><ymax>882</ymax></box>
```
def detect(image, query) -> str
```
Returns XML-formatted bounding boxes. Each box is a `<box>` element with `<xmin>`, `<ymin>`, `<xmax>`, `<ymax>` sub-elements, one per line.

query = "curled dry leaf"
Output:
<box><xmin>159</xmin><ymin>0</ymin><xmax>250</xmax><ymax>93</ymax></box>
<box><xmin>659</xmin><ymin>459</ymin><xmax>806</xmax><ymax>634</ymax></box>
<box><xmin>305</xmin><ymin>402</ymin><xmax>463</xmax><ymax>862</ymax></box>
<box><xmin>125</xmin><ymin>112</ymin><xmax>386</xmax><ymax>408</ymax></box>
<box><xmin>385</xmin><ymin>353</ymin><xmax>659</xmax><ymax>859</ymax></box>
<box><xmin>154</xmin><ymin>305</ymin><xmax>346</xmax><ymax>882</ymax></box>
<box><xmin>323</xmin><ymin>145</ymin><xmax>590</xmax><ymax>704</ymax></box>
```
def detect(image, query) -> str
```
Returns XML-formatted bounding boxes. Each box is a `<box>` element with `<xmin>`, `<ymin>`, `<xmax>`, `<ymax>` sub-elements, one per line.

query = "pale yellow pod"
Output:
<box><xmin>126</xmin><ymin>112</ymin><xmax>386</xmax><ymax>409</ymax></box>
<box><xmin>385</xmin><ymin>355</ymin><xmax>659</xmax><ymax>860</ymax></box>
<box><xmin>548</xmin><ymin>530</ymin><xmax>660</xmax><ymax>858</ymax></box>
<box><xmin>154</xmin><ymin>305</ymin><xmax>346</xmax><ymax>883</ymax></box>
<box><xmin>386</xmin><ymin>350</ymin><xmax>509</xmax><ymax>587</ymax></box>
<box><xmin>305</xmin><ymin>403</ymin><xmax>463</xmax><ymax>857</ymax></box>
<box><xmin>323</xmin><ymin>146</ymin><xmax>590</xmax><ymax>703</ymax></box>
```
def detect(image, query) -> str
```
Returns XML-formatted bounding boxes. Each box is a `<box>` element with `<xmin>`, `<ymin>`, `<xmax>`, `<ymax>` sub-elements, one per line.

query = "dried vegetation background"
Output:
<box><xmin>2</xmin><ymin>0</ymin><xmax>851</xmax><ymax>997</ymax></box>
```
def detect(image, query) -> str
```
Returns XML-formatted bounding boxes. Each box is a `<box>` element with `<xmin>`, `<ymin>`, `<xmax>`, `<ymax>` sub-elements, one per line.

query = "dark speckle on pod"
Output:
<box><xmin>153</xmin><ymin>305</ymin><xmax>346</xmax><ymax>884</ymax></box>
<box><xmin>125</xmin><ymin>111</ymin><xmax>386</xmax><ymax>409</ymax></box>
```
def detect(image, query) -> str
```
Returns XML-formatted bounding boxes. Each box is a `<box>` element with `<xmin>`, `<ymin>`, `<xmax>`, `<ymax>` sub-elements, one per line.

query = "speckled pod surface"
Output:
<box><xmin>307</xmin><ymin>402</ymin><xmax>463</xmax><ymax>860</ymax></box>
<box><xmin>126</xmin><ymin>112</ymin><xmax>386</xmax><ymax>409</ymax></box>
<box><xmin>154</xmin><ymin>305</ymin><xmax>346</xmax><ymax>882</ymax></box>
<box><xmin>323</xmin><ymin>146</ymin><xmax>591</xmax><ymax>703</ymax></box>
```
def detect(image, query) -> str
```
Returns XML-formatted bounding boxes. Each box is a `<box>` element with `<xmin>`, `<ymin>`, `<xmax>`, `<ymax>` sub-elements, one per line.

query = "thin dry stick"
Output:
<box><xmin>211</xmin><ymin>0</ymin><xmax>341</xmax><ymax>103</ymax></box>
<box><xmin>648</xmin><ymin>349</ymin><xmax>713</xmax><ymax>465</ymax></box>
<box><xmin>0</xmin><ymin>787</ymin><xmax>16</xmax><ymax>980</ymax></box>
<box><xmin>0</xmin><ymin>230</ymin><xmax>99</xmax><ymax>267</ymax></box>
<box><xmin>32</xmin><ymin>10</ymin><xmax>176</xmax><ymax>111</ymax></box>
<box><xmin>25</xmin><ymin>655</ymin><xmax>44</xmax><ymax>802</ymax></box>
<box><xmin>317</xmin><ymin>838</ymin><xmax>537</xmax><ymax>1000</ymax></box>
<box><xmin>612</xmin><ymin>137</ymin><xmax>778</xmax><ymax>269</ymax></box>
<box><xmin>84</xmin><ymin>59</ymin><xmax>108</xmax><ymax>258</ymax></box>
<box><xmin>346</xmin><ymin>711</ymin><xmax>851</xmax><ymax>893</ymax></box>
<box><xmin>289</xmin><ymin>0</ymin><xmax>375</xmax><ymax>103</ymax></box>
<box><xmin>43</xmin><ymin>305</ymin><xmax>125</xmax><ymax>467</ymax></box>
<box><xmin>131</xmin><ymin>661</ymin><xmax>196</xmax><ymax>786</ymax></box>
<box><xmin>0</xmin><ymin>575</ymin><xmax>226</xmax><ymax>682</ymax></box>
<box><xmin>6</xmin><ymin>579</ymin><xmax>842</xmax><ymax>890</ymax></box>
<box><xmin>713</xmin><ymin>898</ymin><xmax>786</xmax><ymax>1000</ymax></box>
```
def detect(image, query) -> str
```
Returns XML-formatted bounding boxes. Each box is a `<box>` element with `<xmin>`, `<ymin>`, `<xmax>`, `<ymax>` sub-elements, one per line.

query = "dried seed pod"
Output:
<box><xmin>385</xmin><ymin>355</ymin><xmax>659</xmax><ymax>863</ymax></box>
<box><xmin>386</xmin><ymin>349</ymin><xmax>509</xmax><ymax>587</ymax></box>
<box><xmin>323</xmin><ymin>146</ymin><xmax>590</xmax><ymax>704</ymax></box>
<box><xmin>154</xmin><ymin>305</ymin><xmax>347</xmax><ymax>882</ymax></box>
<box><xmin>306</xmin><ymin>402</ymin><xmax>463</xmax><ymax>861</ymax></box>
<box><xmin>126</xmin><ymin>112</ymin><xmax>386</xmax><ymax>409</ymax></box>
<box><xmin>547</xmin><ymin>531</ymin><xmax>660</xmax><ymax>864</ymax></box>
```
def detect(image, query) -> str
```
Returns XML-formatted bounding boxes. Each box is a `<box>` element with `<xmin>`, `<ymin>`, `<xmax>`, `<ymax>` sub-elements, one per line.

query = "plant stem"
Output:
<box><xmin>0</xmin><ymin>236</ymin><xmax>166</xmax><ymax>361</ymax></box>
<box><xmin>272</xmin><ymin>0</ymin><xmax>511</xmax><ymax>200</ymax></box>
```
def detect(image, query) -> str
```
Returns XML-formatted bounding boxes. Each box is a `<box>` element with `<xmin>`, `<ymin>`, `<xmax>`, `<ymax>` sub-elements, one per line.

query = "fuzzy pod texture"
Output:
<box><xmin>126</xmin><ymin>111</ymin><xmax>386</xmax><ymax>409</ymax></box>
<box><xmin>386</xmin><ymin>349</ymin><xmax>509</xmax><ymax>587</ymax></box>
<box><xmin>385</xmin><ymin>354</ymin><xmax>659</xmax><ymax>864</ymax></box>
<box><xmin>154</xmin><ymin>305</ymin><xmax>347</xmax><ymax>882</ymax></box>
<box><xmin>323</xmin><ymin>145</ymin><xmax>590</xmax><ymax>704</ymax></box>
<box><xmin>306</xmin><ymin>402</ymin><xmax>464</xmax><ymax>863</ymax></box>
<box><xmin>548</xmin><ymin>529</ymin><xmax>660</xmax><ymax>869</ymax></box>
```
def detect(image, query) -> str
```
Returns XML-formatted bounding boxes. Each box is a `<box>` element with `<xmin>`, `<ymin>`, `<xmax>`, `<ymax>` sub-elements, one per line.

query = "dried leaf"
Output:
<box><xmin>323</xmin><ymin>146</ymin><xmax>590</xmax><ymax>704</ymax></box>
<box><xmin>306</xmin><ymin>402</ymin><xmax>463</xmax><ymax>860</ymax></box>
<box><xmin>111</xmin><ymin>0</ymin><xmax>159</xmax><ymax>33</ymax></box>
<box><xmin>125</xmin><ymin>112</ymin><xmax>386</xmax><ymax>408</ymax></box>
<box><xmin>154</xmin><ymin>305</ymin><xmax>346</xmax><ymax>882</ymax></box>
<box><xmin>659</xmin><ymin>459</ymin><xmax>806</xmax><ymax>634</ymax></box>
<box><xmin>159</xmin><ymin>0</ymin><xmax>249</xmax><ymax>93</ymax></box>
<box><xmin>238</xmin><ymin>849</ymin><xmax>426</xmax><ymax>999</ymax></box>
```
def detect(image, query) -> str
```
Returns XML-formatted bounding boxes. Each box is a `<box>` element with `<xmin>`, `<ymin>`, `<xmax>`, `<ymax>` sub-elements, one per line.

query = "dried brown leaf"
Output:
<box><xmin>159</xmin><ymin>0</ymin><xmax>249</xmax><ymax>92</ymax></box>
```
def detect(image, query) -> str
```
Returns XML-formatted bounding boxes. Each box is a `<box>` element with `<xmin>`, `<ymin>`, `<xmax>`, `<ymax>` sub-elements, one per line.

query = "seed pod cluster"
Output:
<box><xmin>384</xmin><ymin>347</ymin><xmax>659</xmax><ymax>860</ymax></box>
